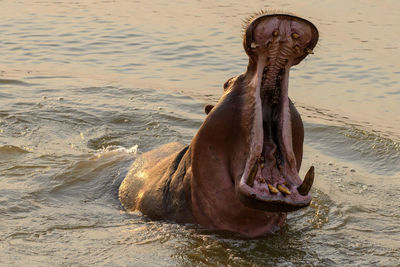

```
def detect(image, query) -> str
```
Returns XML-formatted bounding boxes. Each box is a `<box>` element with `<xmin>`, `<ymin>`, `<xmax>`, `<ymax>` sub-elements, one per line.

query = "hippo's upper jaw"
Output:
<box><xmin>236</xmin><ymin>14</ymin><xmax>318</xmax><ymax>212</ymax></box>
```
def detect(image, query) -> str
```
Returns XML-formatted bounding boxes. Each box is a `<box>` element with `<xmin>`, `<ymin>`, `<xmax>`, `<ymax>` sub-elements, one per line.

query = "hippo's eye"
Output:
<box><xmin>272</xmin><ymin>30</ymin><xmax>279</xmax><ymax>37</ymax></box>
<box><xmin>292</xmin><ymin>33</ymin><xmax>299</xmax><ymax>39</ymax></box>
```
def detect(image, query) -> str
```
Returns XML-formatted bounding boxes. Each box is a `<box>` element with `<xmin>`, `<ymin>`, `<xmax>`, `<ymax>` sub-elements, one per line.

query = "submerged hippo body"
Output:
<box><xmin>119</xmin><ymin>13</ymin><xmax>318</xmax><ymax>237</ymax></box>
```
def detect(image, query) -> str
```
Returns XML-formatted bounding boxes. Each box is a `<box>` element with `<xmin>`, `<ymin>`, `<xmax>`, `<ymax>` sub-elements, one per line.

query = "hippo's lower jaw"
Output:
<box><xmin>236</xmin><ymin>14</ymin><xmax>318</xmax><ymax>212</ymax></box>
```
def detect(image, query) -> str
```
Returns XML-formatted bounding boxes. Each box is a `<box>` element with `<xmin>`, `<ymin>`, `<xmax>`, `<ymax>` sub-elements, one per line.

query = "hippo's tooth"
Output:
<box><xmin>305</xmin><ymin>48</ymin><xmax>314</xmax><ymax>54</ymax></box>
<box><xmin>278</xmin><ymin>165</ymin><xmax>283</xmax><ymax>172</ymax></box>
<box><xmin>277</xmin><ymin>184</ymin><xmax>291</xmax><ymax>195</ymax></box>
<box><xmin>246</xmin><ymin>161</ymin><xmax>258</xmax><ymax>187</ymax></box>
<box><xmin>258</xmin><ymin>157</ymin><xmax>265</xmax><ymax>169</ymax></box>
<box><xmin>268</xmin><ymin>184</ymin><xmax>279</xmax><ymax>194</ymax></box>
<box><xmin>297</xmin><ymin>166</ymin><xmax>315</xmax><ymax>196</ymax></box>
<box><xmin>251</xmin><ymin>42</ymin><xmax>259</xmax><ymax>49</ymax></box>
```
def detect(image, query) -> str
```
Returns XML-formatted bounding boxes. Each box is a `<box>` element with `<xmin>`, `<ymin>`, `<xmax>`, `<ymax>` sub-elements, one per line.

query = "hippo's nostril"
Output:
<box><xmin>292</xmin><ymin>33</ymin><xmax>299</xmax><ymax>39</ymax></box>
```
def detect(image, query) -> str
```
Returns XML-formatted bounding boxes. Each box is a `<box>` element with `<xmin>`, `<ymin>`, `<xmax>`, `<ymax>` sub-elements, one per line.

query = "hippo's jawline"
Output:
<box><xmin>236</xmin><ymin>14</ymin><xmax>316</xmax><ymax>212</ymax></box>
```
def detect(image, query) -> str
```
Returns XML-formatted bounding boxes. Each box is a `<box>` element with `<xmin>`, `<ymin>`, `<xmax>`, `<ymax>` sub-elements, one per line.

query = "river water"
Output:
<box><xmin>1</xmin><ymin>0</ymin><xmax>399</xmax><ymax>266</ymax></box>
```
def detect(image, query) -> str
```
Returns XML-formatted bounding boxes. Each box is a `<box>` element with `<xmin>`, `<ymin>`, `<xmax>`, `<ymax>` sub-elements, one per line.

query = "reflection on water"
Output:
<box><xmin>0</xmin><ymin>0</ymin><xmax>399</xmax><ymax>266</ymax></box>
<box><xmin>1</xmin><ymin>0</ymin><xmax>399</xmax><ymax>135</ymax></box>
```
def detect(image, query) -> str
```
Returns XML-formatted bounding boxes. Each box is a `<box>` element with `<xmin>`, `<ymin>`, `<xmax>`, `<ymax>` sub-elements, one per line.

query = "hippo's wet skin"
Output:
<box><xmin>119</xmin><ymin>13</ymin><xmax>318</xmax><ymax>237</ymax></box>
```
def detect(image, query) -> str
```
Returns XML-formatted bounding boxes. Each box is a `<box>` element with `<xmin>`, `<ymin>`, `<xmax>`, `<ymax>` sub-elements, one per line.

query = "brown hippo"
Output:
<box><xmin>119</xmin><ymin>12</ymin><xmax>318</xmax><ymax>237</ymax></box>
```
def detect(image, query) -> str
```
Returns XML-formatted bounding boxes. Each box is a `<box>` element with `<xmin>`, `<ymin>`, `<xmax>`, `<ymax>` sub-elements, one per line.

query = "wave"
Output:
<box><xmin>0</xmin><ymin>145</ymin><xmax>30</xmax><ymax>160</ymax></box>
<box><xmin>298</xmin><ymin>105</ymin><xmax>400</xmax><ymax>176</ymax></box>
<box><xmin>0</xmin><ymin>79</ymin><xmax>31</xmax><ymax>86</ymax></box>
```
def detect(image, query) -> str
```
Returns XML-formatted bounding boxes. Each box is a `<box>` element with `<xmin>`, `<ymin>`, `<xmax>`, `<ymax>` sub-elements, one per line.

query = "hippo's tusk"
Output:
<box><xmin>297</xmin><ymin>166</ymin><xmax>315</xmax><ymax>195</ymax></box>
<box><xmin>246</xmin><ymin>161</ymin><xmax>259</xmax><ymax>187</ymax></box>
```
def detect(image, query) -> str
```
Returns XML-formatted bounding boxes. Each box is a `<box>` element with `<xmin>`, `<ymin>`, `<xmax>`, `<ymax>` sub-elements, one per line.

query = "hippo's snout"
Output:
<box><xmin>234</xmin><ymin>13</ymin><xmax>318</xmax><ymax>212</ymax></box>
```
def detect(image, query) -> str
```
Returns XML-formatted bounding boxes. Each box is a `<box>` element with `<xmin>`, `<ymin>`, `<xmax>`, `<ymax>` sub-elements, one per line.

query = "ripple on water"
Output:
<box><xmin>0</xmin><ymin>78</ymin><xmax>31</xmax><ymax>86</ymax></box>
<box><xmin>300</xmin><ymin>105</ymin><xmax>400</xmax><ymax>176</ymax></box>
<box><xmin>0</xmin><ymin>145</ymin><xmax>30</xmax><ymax>158</ymax></box>
<box><xmin>1</xmin><ymin>1</ymin><xmax>400</xmax><ymax>265</ymax></box>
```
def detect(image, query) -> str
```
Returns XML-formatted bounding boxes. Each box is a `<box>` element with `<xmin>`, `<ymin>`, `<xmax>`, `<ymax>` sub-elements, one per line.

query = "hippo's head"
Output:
<box><xmin>194</xmin><ymin>13</ymin><xmax>318</xmax><ymax>216</ymax></box>
<box><xmin>190</xmin><ymin>13</ymin><xmax>318</xmax><ymax>236</ymax></box>
<box><xmin>235</xmin><ymin>13</ymin><xmax>318</xmax><ymax>212</ymax></box>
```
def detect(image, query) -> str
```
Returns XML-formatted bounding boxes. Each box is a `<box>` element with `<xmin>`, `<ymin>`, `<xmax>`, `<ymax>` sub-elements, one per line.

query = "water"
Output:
<box><xmin>1</xmin><ymin>0</ymin><xmax>399</xmax><ymax>266</ymax></box>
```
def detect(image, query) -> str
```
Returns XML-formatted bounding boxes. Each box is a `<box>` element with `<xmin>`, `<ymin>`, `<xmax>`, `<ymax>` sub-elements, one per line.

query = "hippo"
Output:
<box><xmin>119</xmin><ymin>12</ymin><xmax>318</xmax><ymax>237</ymax></box>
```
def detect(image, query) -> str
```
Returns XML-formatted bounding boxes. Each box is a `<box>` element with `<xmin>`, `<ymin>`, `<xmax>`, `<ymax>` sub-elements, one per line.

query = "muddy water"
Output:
<box><xmin>1</xmin><ymin>0</ymin><xmax>399</xmax><ymax>266</ymax></box>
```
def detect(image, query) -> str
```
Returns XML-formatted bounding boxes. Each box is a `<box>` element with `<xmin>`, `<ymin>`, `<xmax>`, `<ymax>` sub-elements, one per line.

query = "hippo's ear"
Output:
<box><xmin>223</xmin><ymin>77</ymin><xmax>234</xmax><ymax>91</ymax></box>
<box><xmin>204</xmin><ymin>104</ymin><xmax>214</xmax><ymax>115</ymax></box>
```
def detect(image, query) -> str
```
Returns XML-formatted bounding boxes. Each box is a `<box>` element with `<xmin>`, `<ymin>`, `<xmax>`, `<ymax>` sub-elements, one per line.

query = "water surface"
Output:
<box><xmin>1</xmin><ymin>0</ymin><xmax>399</xmax><ymax>266</ymax></box>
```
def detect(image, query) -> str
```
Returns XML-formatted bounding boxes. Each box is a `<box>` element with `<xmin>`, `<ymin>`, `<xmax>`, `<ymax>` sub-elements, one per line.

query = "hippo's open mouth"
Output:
<box><xmin>237</xmin><ymin>14</ymin><xmax>318</xmax><ymax>212</ymax></box>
